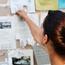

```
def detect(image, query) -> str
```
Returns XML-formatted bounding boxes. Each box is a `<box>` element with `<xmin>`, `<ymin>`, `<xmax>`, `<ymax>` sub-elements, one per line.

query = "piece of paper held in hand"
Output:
<box><xmin>0</xmin><ymin>16</ymin><xmax>16</xmax><ymax>50</ymax></box>
<box><xmin>35</xmin><ymin>0</ymin><xmax>58</xmax><ymax>10</ymax></box>
<box><xmin>10</xmin><ymin>0</ymin><xmax>35</xmax><ymax>14</ymax></box>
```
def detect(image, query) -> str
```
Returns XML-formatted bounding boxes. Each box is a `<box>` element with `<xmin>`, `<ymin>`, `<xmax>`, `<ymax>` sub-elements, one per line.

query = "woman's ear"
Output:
<box><xmin>42</xmin><ymin>34</ymin><xmax>48</xmax><ymax>45</ymax></box>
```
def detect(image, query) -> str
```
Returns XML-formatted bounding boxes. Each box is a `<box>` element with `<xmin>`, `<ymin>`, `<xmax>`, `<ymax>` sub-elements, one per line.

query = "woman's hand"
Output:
<box><xmin>16</xmin><ymin>10</ymin><xmax>28</xmax><ymax>20</ymax></box>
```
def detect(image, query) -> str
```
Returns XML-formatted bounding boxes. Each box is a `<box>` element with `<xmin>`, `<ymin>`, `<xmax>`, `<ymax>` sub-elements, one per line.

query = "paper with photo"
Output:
<box><xmin>10</xmin><ymin>0</ymin><xmax>35</xmax><ymax>14</ymax></box>
<box><xmin>8</xmin><ymin>49</ymin><xmax>34</xmax><ymax>65</ymax></box>
<box><xmin>35</xmin><ymin>0</ymin><xmax>58</xmax><ymax>10</ymax></box>
<box><xmin>58</xmin><ymin>0</ymin><xmax>65</xmax><ymax>9</ymax></box>
<box><xmin>0</xmin><ymin>16</ymin><xmax>16</xmax><ymax>50</ymax></box>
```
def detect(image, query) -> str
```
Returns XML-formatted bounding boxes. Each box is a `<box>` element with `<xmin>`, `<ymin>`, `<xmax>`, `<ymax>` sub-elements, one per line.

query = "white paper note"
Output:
<box><xmin>8</xmin><ymin>49</ymin><xmax>34</xmax><ymax>65</ymax></box>
<box><xmin>0</xmin><ymin>16</ymin><xmax>16</xmax><ymax>50</ymax></box>
<box><xmin>10</xmin><ymin>0</ymin><xmax>35</xmax><ymax>14</ymax></box>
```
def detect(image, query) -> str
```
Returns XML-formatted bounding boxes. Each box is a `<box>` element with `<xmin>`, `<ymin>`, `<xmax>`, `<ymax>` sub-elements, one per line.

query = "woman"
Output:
<box><xmin>16</xmin><ymin>10</ymin><xmax>65</xmax><ymax>65</ymax></box>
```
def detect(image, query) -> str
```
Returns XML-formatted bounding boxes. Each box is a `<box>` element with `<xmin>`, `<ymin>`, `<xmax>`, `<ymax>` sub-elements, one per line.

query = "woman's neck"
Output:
<box><xmin>50</xmin><ymin>52</ymin><xmax>65</xmax><ymax>65</ymax></box>
<box><xmin>46</xmin><ymin>41</ymin><xmax>65</xmax><ymax>65</ymax></box>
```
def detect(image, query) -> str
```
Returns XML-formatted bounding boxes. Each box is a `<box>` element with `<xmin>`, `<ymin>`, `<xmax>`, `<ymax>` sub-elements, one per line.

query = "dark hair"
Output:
<box><xmin>43</xmin><ymin>10</ymin><xmax>65</xmax><ymax>58</ymax></box>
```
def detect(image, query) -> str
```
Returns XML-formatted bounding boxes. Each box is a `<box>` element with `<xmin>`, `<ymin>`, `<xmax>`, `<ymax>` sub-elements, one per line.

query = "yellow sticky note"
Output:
<box><xmin>35</xmin><ymin>0</ymin><xmax>58</xmax><ymax>10</ymax></box>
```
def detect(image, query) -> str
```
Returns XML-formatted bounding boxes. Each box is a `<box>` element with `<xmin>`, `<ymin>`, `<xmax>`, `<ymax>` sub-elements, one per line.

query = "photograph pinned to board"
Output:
<box><xmin>0</xmin><ymin>50</ymin><xmax>8</xmax><ymax>65</ymax></box>
<box><xmin>10</xmin><ymin>0</ymin><xmax>35</xmax><ymax>14</ymax></box>
<box><xmin>0</xmin><ymin>16</ymin><xmax>16</xmax><ymax>50</ymax></box>
<box><xmin>8</xmin><ymin>49</ymin><xmax>34</xmax><ymax>65</ymax></box>
<box><xmin>58</xmin><ymin>0</ymin><xmax>65</xmax><ymax>9</ymax></box>
<box><xmin>35</xmin><ymin>0</ymin><xmax>58</xmax><ymax>11</ymax></box>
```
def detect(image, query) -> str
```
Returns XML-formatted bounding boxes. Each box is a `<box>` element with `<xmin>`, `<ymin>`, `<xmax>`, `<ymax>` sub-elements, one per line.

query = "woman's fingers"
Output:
<box><xmin>16</xmin><ymin>10</ymin><xmax>22</xmax><ymax>16</ymax></box>
<box><xmin>16</xmin><ymin>10</ymin><xmax>27</xmax><ymax>16</ymax></box>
